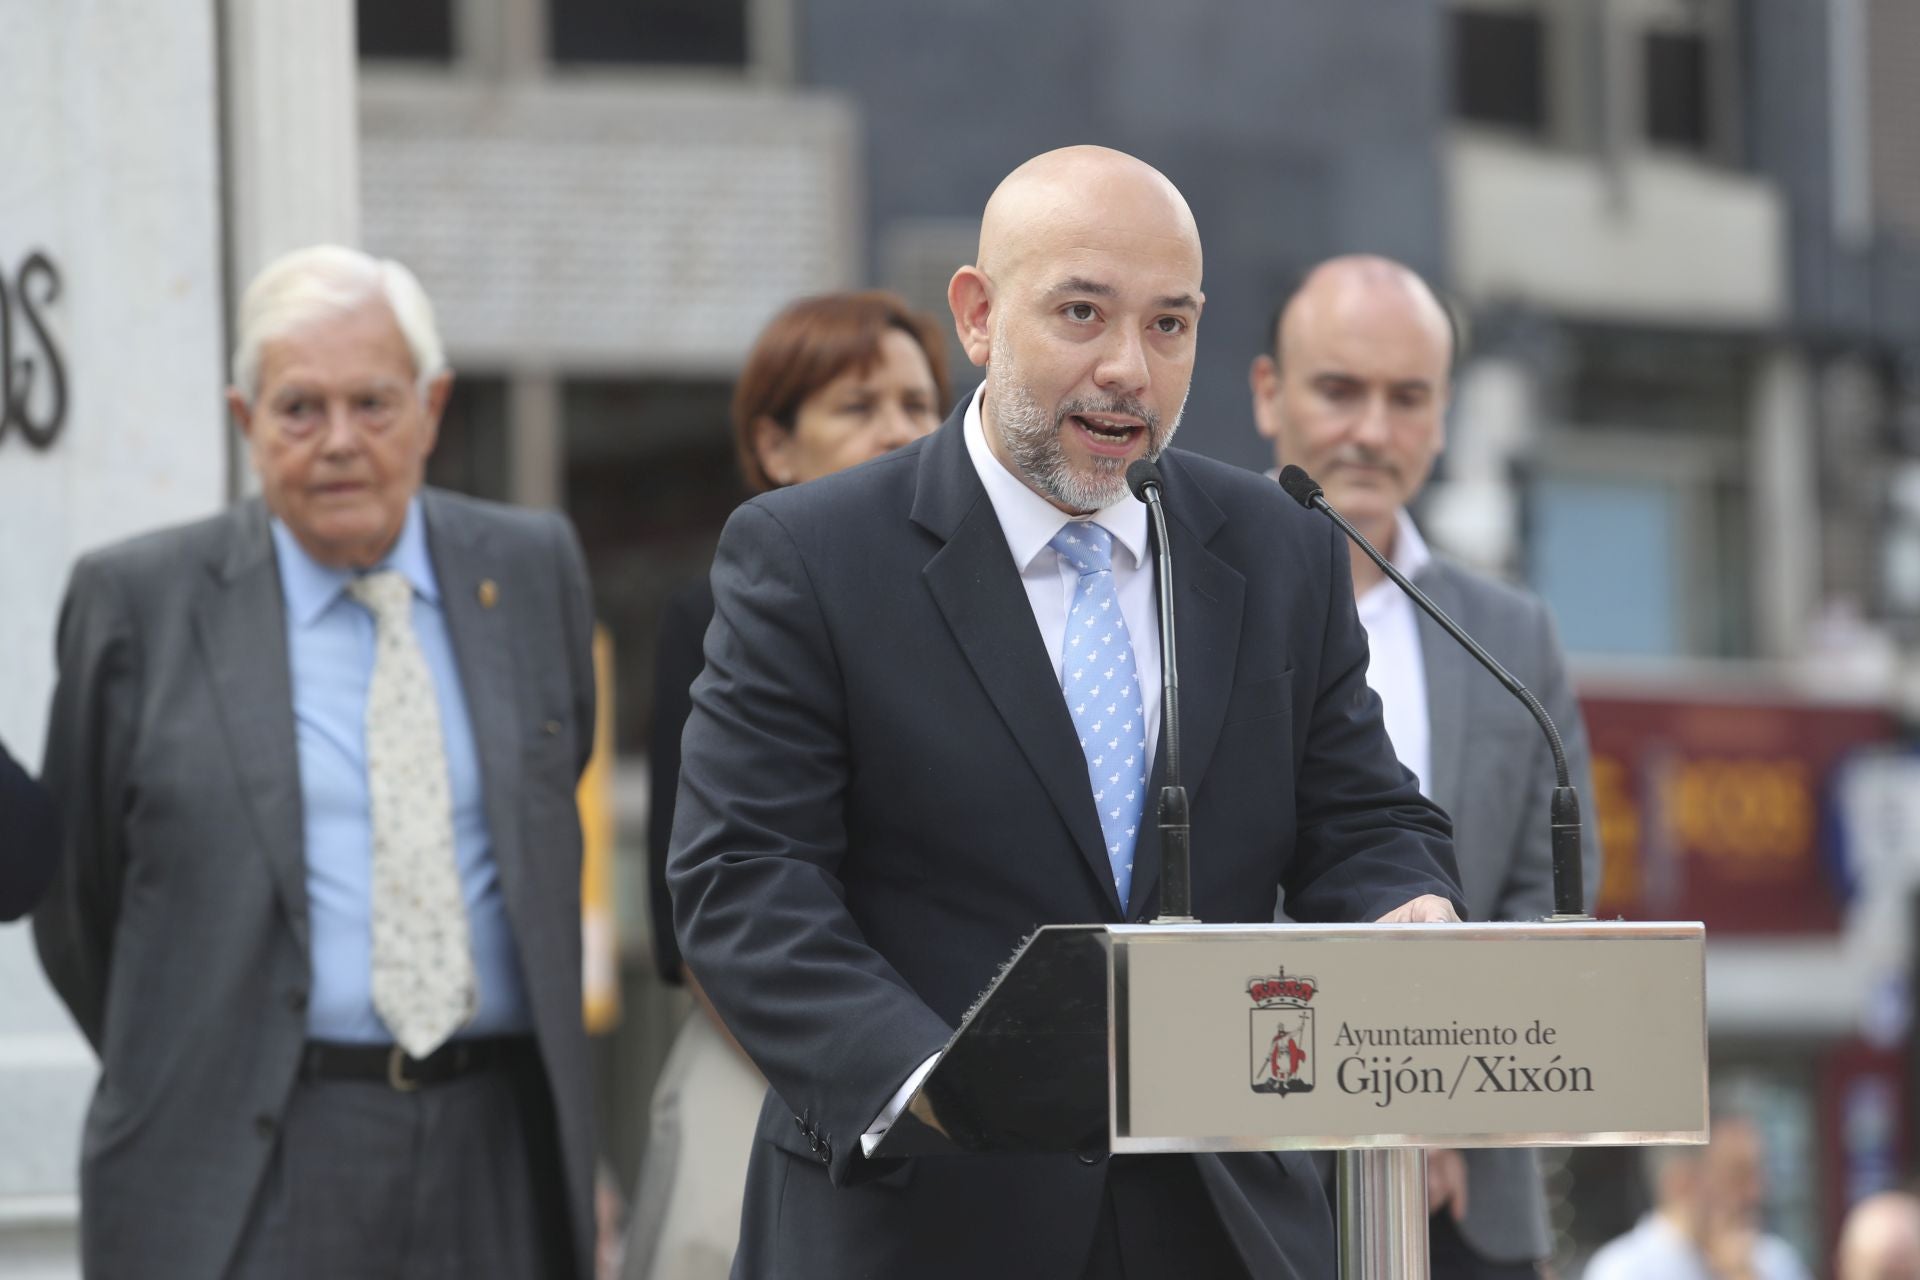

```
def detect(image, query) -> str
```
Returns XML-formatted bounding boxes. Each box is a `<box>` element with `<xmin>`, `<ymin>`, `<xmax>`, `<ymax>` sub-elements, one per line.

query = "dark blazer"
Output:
<box><xmin>668</xmin><ymin>409</ymin><xmax>1462</xmax><ymax>1279</ymax></box>
<box><xmin>0</xmin><ymin>736</ymin><xmax>58</xmax><ymax>922</ymax></box>
<box><xmin>32</xmin><ymin>490</ymin><xmax>599</xmax><ymax>1279</ymax></box>
<box><xmin>1413</xmin><ymin>554</ymin><xmax>1602</xmax><ymax>1264</ymax></box>
<box><xmin>645</xmin><ymin>575</ymin><xmax>713</xmax><ymax>984</ymax></box>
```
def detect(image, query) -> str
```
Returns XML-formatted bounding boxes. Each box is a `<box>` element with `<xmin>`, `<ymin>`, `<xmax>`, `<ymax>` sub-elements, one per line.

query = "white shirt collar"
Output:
<box><xmin>1384</xmin><ymin>506</ymin><xmax>1432</xmax><ymax>582</ymax></box>
<box><xmin>960</xmin><ymin>381</ymin><xmax>1151</xmax><ymax>571</ymax></box>
<box><xmin>269</xmin><ymin>496</ymin><xmax>439</xmax><ymax>629</ymax></box>
<box><xmin>1355</xmin><ymin>511</ymin><xmax>1431</xmax><ymax>616</ymax></box>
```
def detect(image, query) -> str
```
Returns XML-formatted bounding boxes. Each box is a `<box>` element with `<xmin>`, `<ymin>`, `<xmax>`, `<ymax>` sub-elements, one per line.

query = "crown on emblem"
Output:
<box><xmin>1248</xmin><ymin>968</ymin><xmax>1318</xmax><ymax>1009</ymax></box>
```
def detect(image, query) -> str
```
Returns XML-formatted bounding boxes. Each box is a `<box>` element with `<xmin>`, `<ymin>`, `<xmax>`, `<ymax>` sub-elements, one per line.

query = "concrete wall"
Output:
<box><xmin>359</xmin><ymin>77</ymin><xmax>861</xmax><ymax>375</ymax></box>
<box><xmin>1448</xmin><ymin>132</ymin><xmax>1786</xmax><ymax>327</ymax></box>
<box><xmin>0</xmin><ymin>4</ymin><xmax>230</xmax><ymax>1269</ymax></box>
<box><xmin>0</xmin><ymin>1</ymin><xmax>230</xmax><ymax>755</ymax></box>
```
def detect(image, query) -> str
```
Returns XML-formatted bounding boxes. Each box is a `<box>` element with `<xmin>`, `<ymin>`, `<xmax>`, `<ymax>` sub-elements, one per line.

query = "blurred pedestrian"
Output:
<box><xmin>34</xmin><ymin>245</ymin><xmax>600</xmax><ymax>1279</ymax></box>
<box><xmin>0</xmin><ymin>735</ymin><xmax>57</xmax><ymax>921</ymax></box>
<box><xmin>1584</xmin><ymin>1108</ymin><xmax>1809</xmax><ymax>1280</ymax></box>
<box><xmin>625</xmin><ymin>289</ymin><xmax>949</xmax><ymax>1280</ymax></box>
<box><xmin>1838</xmin><ymin>1191</ymin><xmax>1920</xmax><ymax>1280</ymax></box>
<box><xmin>1251</xmin><ymin>254</ymin><xmax>1601</xmax><ymax>1279</ymax></box>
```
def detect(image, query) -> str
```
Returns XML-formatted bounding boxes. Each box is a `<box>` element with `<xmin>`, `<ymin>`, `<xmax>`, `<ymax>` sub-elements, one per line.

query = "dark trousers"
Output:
<box><xmin>1079</xmin><ymin>1156</ymin><xmax>1250</xmax><ymax>1279</ymax></box>
<box><xmin>226</xmin><ymin>1045</ymin><xmax>574</xmax><ymax>1280</ymax></box>
<box><xmin>1429</xmin><ymin>1211</ymin><xmax>1541</xmax><ymax>1280</ymax></box>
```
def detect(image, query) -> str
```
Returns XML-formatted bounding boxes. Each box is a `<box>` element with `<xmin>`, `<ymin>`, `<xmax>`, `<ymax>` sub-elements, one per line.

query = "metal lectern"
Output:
<box><xmin>873</xmin><ymin>918</ymin><xmax>1707</xmax><ymax>1279</ymax></box>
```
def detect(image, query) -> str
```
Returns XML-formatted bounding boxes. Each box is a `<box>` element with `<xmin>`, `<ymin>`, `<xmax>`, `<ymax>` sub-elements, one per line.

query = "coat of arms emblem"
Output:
<box><xmin>1249</xmin><ymin>967</ymin><xmax>1316</xmax><ymax>1096</ymax></box>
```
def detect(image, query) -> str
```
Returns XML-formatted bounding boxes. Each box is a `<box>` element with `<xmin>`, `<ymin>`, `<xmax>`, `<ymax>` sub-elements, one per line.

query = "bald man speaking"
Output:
<box><xmin>668</xmin><ymin>147</ymin><xmax>1462</xmax><ymax>1279</ymax></box>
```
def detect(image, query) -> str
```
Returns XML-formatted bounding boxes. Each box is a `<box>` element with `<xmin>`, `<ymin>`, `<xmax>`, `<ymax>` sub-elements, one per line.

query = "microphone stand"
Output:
<box><xmin>1127</xmin><ymin>461</ymin><xmax>1195</xmax><ymax>924</ymax></box>
<box><xmin>1279</xmin><ymin>466</ymin><xmax>1589</xmax><ymax>920</ymax></box>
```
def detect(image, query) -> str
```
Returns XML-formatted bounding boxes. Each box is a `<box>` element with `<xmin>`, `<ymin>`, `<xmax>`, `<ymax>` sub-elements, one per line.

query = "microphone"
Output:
<box><xmin>1126</xmin><ymin>459</ymin><xmax>1195</xmax><ymax>923</ymax></box>
<box><xmin>1278</xmin><ymin>465</ymin><xmax>1589</xmax><ymax>920</ymax></box>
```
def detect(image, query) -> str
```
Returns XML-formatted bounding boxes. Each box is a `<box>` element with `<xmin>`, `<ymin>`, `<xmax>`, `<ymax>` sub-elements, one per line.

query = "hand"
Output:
<box><xmin>1375</xmin><ymin>894</ymin><xmax>1461</xmax><ymax>924</ymax></box>
<box><xmin>1426</xmin><ymin>1148</ymin><xmax>1469</xmax><ymax>1221</ymax></box>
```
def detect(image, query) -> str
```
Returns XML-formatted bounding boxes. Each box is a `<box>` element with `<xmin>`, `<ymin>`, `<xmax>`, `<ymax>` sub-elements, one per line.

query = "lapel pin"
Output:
<box><xmin>478</xmin><ymin>579</ymin><xmax>499</xmax><ymax>609</ymax></box>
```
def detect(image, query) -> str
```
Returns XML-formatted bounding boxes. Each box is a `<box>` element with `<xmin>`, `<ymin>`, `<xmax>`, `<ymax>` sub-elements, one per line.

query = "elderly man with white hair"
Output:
<box><xmin>34</xmin><ymin>245</ymin><xmax>600</xmax><ymax>1279</ymax></box>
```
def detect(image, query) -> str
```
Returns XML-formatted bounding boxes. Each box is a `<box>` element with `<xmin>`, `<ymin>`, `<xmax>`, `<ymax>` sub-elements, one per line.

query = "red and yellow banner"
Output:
<box><xmin>1583</xmin><ymin>692</ymin><xmax>1895</xmax><ymax>934</ymax></box>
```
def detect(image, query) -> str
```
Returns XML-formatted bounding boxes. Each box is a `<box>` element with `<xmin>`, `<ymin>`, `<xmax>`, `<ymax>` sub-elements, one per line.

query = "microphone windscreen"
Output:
<box><xmin>1277</xmin><ymin>466</ymin><xmax>1322</xmax><ymax>509</ymax></box>
<box><xmin>1126</xmin><ymin>459</ymin><xmax>1162</xmax><ymax>502</ymax></box>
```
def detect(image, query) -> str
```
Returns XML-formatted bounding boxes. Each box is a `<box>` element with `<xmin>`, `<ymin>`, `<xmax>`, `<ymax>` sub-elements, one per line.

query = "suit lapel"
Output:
<box><xmin>913</xmin><ymin>417</ymin><xmax>1123</xmax><ymax>915</ymax></box>
<box><xmin>1125</xmin><ymin>453</ymin><xmax>1242</xmax><ymax>919</ymax></box>
<box><xmin>1414</xmin><ymin>560</ymin><xmax>1470</xmax><ymax>819</ymax></box>
<box><xmin>195</xmin><ymin>501</ymin><xmax>310</xmax><ymax>950</ymax></box>
<box><xmin>422</xmin><ymin>491</ymin><xmax>526</xmax><ymax>910</ymax></box>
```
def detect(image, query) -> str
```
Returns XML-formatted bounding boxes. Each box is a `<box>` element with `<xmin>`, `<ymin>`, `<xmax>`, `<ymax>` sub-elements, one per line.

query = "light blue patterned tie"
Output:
<box><xmin>1049</xmin><ymin>522</ymin><xmax>1148</xmax><ymax>907</ymax></box>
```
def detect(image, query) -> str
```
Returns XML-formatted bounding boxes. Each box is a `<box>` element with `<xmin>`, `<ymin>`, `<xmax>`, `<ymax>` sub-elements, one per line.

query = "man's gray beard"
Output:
<box><xmin>986</xmin><ymin>352</ymin><xmax>1183</xmax><ymax>513</ymax></box>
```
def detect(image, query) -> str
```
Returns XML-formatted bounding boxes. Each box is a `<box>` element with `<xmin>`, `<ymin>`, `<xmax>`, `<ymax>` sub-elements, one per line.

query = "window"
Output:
<box><xmin>425</xmin><ymin>376</ymin><xmax>510</xmax><ymax>501</ymax></box>
<box><xmin>1528</xmin><ymin>477</ymin><xmax>1686</xmax><ymax>656</ymax></box>
<box><xmin>1452</xmin><ymin>9</ymin><xmax>1548</xmax><ymax>134</ymax></box>
<box><xmin>562</xmin><ymin>378</ymin><xmax>742</xmax><ymax>754</ymax></box>
<box><xmin>548</xmin><ymin>0</ymin><xmax>749</xmax><ymax>68</ymax></box>
<box><xmin>1522</xmin><ymin>460</ymin><xmax>1750</xmax><ymax>659</ymax></box>
<box><xmin>1523</xmin><ymin>328</ymin><xmax>1755</xmax><ymax>658</ymax></box>
<box><xmin>1561</xmin><ymin>329</ymin><xmax>1752</xmax><ymax>439</ymax></box>
<box><xmin>1644</xmin><ymin>30</ymin><xmax>1710</xmax><ymax>150</ymax></box>
<box><xmin>356</xmin><ymin>0</ymin><xmax>455</xmax><ymax>62</ymax></box>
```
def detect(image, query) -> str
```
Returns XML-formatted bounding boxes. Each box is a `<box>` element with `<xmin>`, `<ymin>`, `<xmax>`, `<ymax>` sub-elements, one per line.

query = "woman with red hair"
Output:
<box><xmin>626</xmin><ymin>291</ymin><xmax>950</xmax><ymax>1280</ymax></box>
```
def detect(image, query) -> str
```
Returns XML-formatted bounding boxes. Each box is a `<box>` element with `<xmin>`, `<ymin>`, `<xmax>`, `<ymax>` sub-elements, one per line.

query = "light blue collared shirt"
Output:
<box><xmin>271</xmin><ymin>499</ymin><xmax>532</xmax><ymax>1043</ymax></box>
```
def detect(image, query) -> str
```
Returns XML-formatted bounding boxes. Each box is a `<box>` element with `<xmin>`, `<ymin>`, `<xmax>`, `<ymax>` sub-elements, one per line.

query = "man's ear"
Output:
<box><xmin>948</xmin><ymin>266</ymin><xmax>994</xmax><ymax>369</ymax></box>
<box><xmin>1249</xmin><ymin>354</ymin><xmax>1282</xmax><ymax>442</ymax></box>
<box><xmin>226</xmin><ymin>387</ymin><xmax>255</xmax><ymax>441</ymax></box>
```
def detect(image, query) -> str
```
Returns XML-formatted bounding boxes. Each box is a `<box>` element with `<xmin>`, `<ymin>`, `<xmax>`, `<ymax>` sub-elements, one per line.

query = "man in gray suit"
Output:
<box><xmin>1250</xmin><ymin>255</ymin><xmax>1602</xmax><ymax>1278</ymax></box>
<box><xmin>34</xmin><ymin>246</ymin><xmax>598</xmax><ymax>1279</ymax></box>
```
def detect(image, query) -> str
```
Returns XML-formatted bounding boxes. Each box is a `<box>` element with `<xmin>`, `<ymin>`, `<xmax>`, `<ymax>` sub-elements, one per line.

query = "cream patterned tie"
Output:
<box><xmin>348</xmin><ymin>570</ymin><xmax>476</xmax><ymax>1058</ymax></box>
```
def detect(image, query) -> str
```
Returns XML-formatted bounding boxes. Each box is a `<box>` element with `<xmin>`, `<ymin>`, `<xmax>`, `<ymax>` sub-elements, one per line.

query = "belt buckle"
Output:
<box><xmin>387</xmin><ymin>1045</ymin><xmax>421</xmax><ymax>1093</ymax></box>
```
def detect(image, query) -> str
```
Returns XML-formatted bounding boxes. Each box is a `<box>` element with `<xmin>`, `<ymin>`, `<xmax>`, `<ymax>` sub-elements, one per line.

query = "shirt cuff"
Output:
<box><xmin>859</xmin><ymin>1052</ymin><xmax>942</xmax><ymax>1156</ymax></box>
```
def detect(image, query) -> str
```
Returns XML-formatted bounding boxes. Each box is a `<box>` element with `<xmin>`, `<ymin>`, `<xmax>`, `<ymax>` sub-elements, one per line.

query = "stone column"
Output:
<box><xmin>508</xmin><ymin>370</ymin><xmax>565</xmax><ymax>511</ymax></box>
<box><xmin>219</xmin><ymin>0</ymin><xmax>361</xmax><ymax>284</ymax></box>
<box><xmin>217</xmin><ymin>0</ymin><xmax>360</xmax><ymax>497</ymax></box>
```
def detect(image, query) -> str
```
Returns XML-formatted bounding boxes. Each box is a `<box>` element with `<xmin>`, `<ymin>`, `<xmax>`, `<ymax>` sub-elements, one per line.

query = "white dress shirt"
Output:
<box><xmin>959</xmin><ymin>384</ymin><xmax>1163</xmax><ymax>755</ymax></box>
<box><xmin>864</xmin><ymin>383</ymin><xmax>1167</xmax><ymax>1154</ymax></box>
<box><xmin>1583</xmin><ymin>1214</ymin><xmax>1810</xmax><ymax>1280</ymax></box>
<box><xmin>1352</xmin><ymin>508</ymin><xmax>1433</xmax><ymax>795</ymax></box>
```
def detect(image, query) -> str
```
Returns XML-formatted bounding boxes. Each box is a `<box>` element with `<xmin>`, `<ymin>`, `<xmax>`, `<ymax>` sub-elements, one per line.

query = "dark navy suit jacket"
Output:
<box><xmin>668</xmin><ymin>407</ymin><xmax>1462</xmax><ymax>1278</ymax></box>
<box><xmin>0</xmin><ymin>736</ymin><xmax>57</xmax><ymax>922</ymax></box>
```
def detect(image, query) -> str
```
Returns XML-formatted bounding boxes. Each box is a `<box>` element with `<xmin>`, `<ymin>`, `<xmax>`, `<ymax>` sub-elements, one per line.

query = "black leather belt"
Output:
<box><xmin>299</xmin><ymin>1036</ymin><xmax>531</xmax><ymax>1092</ymax></box>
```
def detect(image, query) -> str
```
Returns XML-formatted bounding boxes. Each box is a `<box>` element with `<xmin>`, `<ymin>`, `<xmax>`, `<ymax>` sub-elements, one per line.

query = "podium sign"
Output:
<box><xmin>1111</xmin><ymin>921</ymin><xmax>1706</xmax><ymax>1153</ymax></box>
<box><xmin>873</xmin><ymin>919</ymin><xmax>1706</xmax><ymax>1163</ymax></box>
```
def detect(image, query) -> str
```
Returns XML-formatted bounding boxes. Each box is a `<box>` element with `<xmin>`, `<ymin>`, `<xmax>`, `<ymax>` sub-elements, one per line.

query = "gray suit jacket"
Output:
<box><xmin>1414</xmin><ymin>554</ymin><xmax>1602</xmax><ymax>1263</ymax></box>
<box><xmin>32</xmin><ymin>489</ymin><xmax>598</xmax><ymax>1279</ymax></box>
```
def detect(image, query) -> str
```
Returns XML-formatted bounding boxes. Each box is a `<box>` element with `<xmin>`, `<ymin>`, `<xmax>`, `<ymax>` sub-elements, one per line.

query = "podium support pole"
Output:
<box><xmin>1337</xmin><ymin>1149</ymin><xmax>1429</xmax><ymax>1279</ymax></box>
